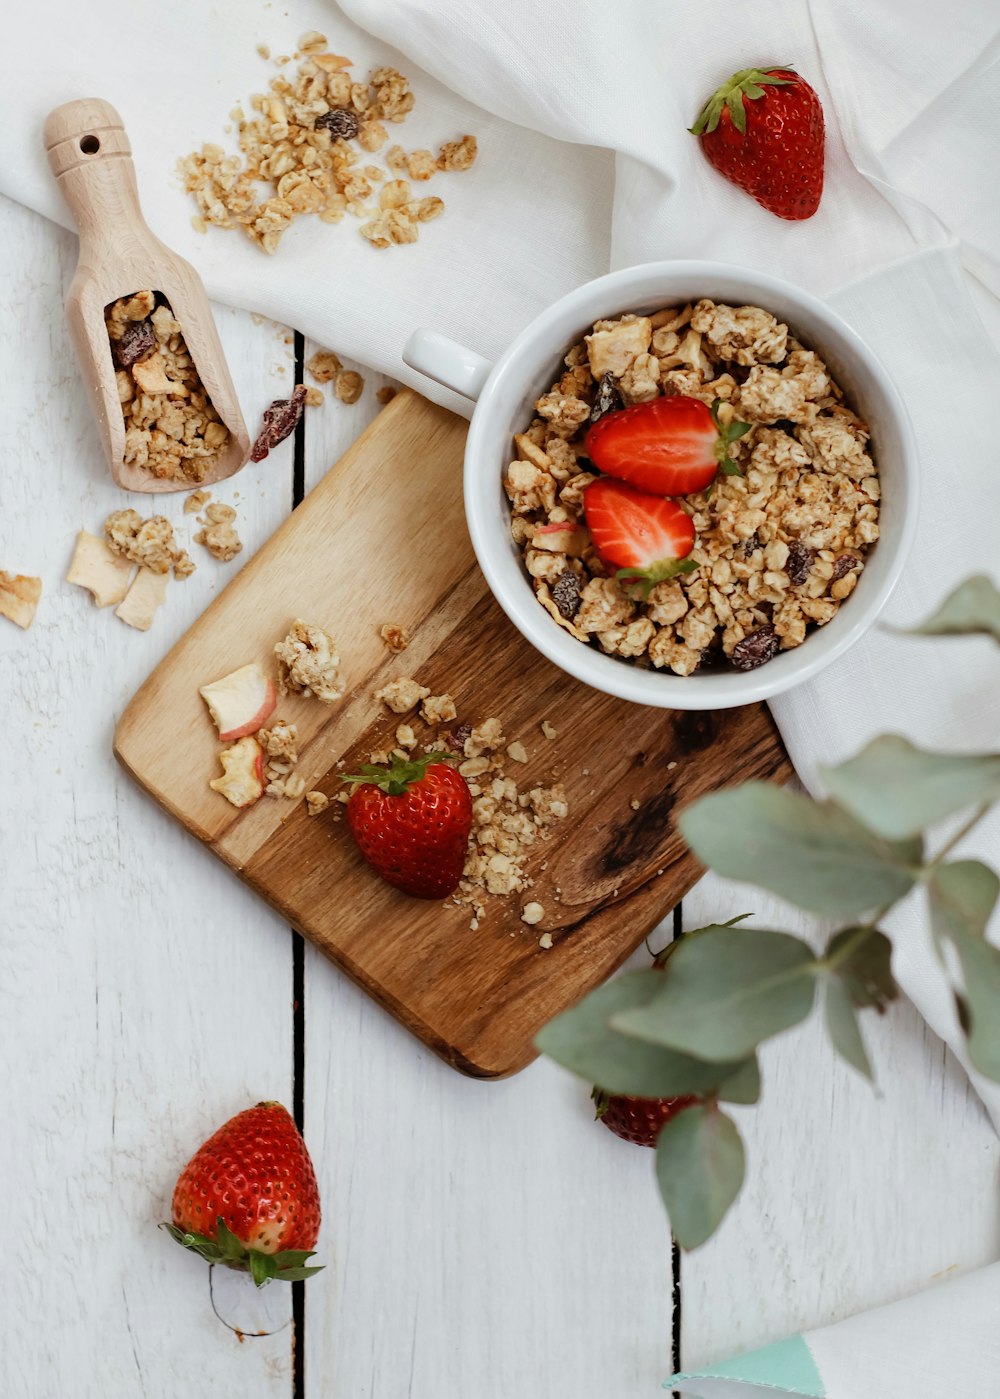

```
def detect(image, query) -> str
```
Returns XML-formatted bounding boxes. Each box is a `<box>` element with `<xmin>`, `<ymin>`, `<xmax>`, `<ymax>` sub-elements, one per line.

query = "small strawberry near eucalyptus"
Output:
<box><xmin>691</xmin><ymin>66</ymin><xmax>826</xmax><ymax>220</ymax></box>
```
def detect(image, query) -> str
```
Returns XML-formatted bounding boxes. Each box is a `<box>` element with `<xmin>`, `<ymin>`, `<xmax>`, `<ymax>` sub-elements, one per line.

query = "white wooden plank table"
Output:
<box><xmin>2</xmin><ymin>191</ymin><xmax>997</xmax><ymax>1399</ymax></box>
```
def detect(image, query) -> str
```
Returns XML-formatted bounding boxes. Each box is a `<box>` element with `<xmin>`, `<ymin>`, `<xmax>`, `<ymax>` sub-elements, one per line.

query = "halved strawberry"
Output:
<box><xmin>583</xmin><ymin>478</ymin><xmax>697</xmax><ymax>594</ymax></box>
<box><xmin>585</xmin><ymin>396</ymin><xmax>750</xmax><ymax>496</ymax></box>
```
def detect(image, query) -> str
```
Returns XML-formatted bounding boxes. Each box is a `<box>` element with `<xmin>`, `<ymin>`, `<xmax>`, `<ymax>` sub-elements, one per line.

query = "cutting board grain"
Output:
<box><xmin>114</xmin><ymin>389</ymin><xmax>791</xmax><ymax>1077</ymax></box>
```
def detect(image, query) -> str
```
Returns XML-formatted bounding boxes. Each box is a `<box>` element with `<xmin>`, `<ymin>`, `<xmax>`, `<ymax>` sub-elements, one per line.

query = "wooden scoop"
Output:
<box><xmin>44</xmin><ymin>98</ymin><xmax>250</xmax><ymax>493</ymax></box>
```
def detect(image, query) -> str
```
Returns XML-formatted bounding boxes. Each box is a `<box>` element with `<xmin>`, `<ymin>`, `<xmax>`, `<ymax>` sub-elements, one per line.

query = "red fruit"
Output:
<box><xmin>691</xmin><ymin>66</ymin><xmax>825</xmax><ymax>221</ymax></box>
<box><xmin>592</xmin><ymin>1087</ymin><xmax>698</xmax><ymax>1148</ymax></box>
<box><xmin>343</xmin><ymin>751</ymin><xmax>473</xmax><ymax>899</ymax></box>
<box><xmin>583</xmin><ymin>477</ymin><xmax>696</xmax><ymax>594</ymax></box>
<box><xmin>164</xmin><ymin>1102</ymin><xmax>322</xmax><ymax>1286</ymax></box>
<box><xmin>585</xmin><ymin>395</ymin><xmax>750</xmax><ymax>496</ymax></box>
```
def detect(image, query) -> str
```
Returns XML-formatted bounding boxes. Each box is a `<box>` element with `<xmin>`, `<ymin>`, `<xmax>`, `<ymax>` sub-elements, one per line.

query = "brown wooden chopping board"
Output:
<box><xmin>114</xmin><ymin>389</ymin><xmax>791</xmax><ymax>1077</ymax></box>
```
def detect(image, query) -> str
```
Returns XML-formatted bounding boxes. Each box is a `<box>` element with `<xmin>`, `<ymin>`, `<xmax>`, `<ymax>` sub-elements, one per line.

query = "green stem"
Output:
<box><xmin>925</xmin><ymin>803</ymin><xmax>992</xmax><ymax>874</ymax></box>
<box><xmin>822</xmin><ymin>925</ymin><xmax>874</xmax><ymax>975</ymax></box>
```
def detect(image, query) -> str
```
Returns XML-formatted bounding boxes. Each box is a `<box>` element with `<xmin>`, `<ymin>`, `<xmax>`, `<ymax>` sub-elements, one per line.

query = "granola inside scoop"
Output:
<box><xmin>105</xmin><ymin>292</ymin><xmax>230</xmax><ymax>484</ymax></box>
<box><xmin>505</xmin><ymin>299</ymin><xmax>879</xmax><ymax>676</ymax></box>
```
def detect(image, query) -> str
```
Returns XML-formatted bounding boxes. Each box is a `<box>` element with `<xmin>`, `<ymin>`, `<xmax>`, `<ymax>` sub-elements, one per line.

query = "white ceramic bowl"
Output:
<box><xmin>404</xmin><ymin>261</ymin><xmax>918</xmax><ymax>710</ymax></box>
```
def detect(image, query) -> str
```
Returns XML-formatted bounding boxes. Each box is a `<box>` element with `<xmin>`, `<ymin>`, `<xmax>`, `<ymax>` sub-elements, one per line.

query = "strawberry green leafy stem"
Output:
<box><xmin>160</xmin><ymin>1218</ymin><xmax>323</xmax><ymax>1286</ymax></box>
<box><xmin>690</xmin><ymin>67</ymin><xmax>796</xmax><ymax>137</ymax></box>
<box><xmin>341</xmin><ymin>751</ymin><xmax>457</xmax><ymax>796</ymax></box>
<box><xmin>710</xmin><ymin>397</ymin><xmax>751</xmax><ymax>478</ymax></box>
<box><xmin>536</xmin><ymin>575</ymin><xmax>1000</xmax><ymax>1251</ymax></box>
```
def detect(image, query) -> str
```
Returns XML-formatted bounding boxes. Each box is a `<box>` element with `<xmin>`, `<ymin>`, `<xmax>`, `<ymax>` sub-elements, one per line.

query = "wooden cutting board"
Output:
<box><xmin>114</xmin><ymin>389</ymin><xmax>791</xmax><ymax>1077</ymax></box>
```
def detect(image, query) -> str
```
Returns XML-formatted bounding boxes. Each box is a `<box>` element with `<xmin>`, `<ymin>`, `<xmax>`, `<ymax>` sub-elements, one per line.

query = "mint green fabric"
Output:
<box><xmin>670</xmin><ymin>1334</ymin><xmax>825</xmax><ymax>1396</ymax></box>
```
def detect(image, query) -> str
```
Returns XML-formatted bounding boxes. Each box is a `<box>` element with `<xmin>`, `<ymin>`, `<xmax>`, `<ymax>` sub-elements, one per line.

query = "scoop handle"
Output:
<box><xmin>44</xmin><ymin>99</ymin><xmax>146</xmax><ymax>245</ymax></box>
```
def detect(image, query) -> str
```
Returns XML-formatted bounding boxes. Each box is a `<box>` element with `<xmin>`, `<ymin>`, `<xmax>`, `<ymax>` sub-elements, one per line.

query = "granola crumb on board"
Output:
<box><xmin>275</xmin><ymin>619</ymin><xmax>344</xmax><ymax>702</ymax></box>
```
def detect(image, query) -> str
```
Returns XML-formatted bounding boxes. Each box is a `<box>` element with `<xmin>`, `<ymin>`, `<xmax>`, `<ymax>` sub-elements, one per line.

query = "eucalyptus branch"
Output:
<box><xmin>536</xmin><ymin>574</ymin><xmax>1000</xmax><ymax>1253</ymax></box>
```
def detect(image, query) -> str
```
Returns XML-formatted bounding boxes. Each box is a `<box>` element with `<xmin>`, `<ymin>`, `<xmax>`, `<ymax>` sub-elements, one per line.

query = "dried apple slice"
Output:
<box><xmin>200</xmin><ymin>662</ymin><xmax>277</xmax><ymax>741</ymax></box>
<box><xmin>210</xmin><ymin>735</ymin><xmax>264</xmax><ymax>808</ymax></box>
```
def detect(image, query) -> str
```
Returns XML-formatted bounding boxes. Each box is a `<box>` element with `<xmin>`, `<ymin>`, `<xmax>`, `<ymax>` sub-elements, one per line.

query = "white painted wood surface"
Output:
<box><xmin>2</xmin><ymin>192</ymin><xmax>998</xmax><ymax>1398</ymax></box>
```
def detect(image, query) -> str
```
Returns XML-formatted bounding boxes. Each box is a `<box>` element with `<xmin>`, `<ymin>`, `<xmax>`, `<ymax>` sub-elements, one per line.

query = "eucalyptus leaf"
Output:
<box><xmin>535</xmin><ymin>970</ymin><xmax>752</xmax><ymax>1097</ymax></box>
<box><xmin>716</xmin><ymin>1054</ymin><xmax>761</xmax><ymax>1105</ymax></box>
<box><xmin>951</xmin><ymin>929</ymin><xmax>1000</xmax><ymax>1082</ymax></box>
<box><xmin>928</xmin><ymin>860</ymin><xmax>1000</xmax><ymax>950</ymax></box>
<box><xmin>656</xmin><ymin>1103</ymin><xmax>745</xmax><ymax>1249</ymax></box>
<box><xmin>821</xmin><ymin>735</ymin><xmax>1000</xmax><ymax>839</ymax></box>
<box><xmin>824</xmin><ymin>979</ymin><xmax>872</xmax><ymax>1080</ymax></box>
<box><xmin>680</xmin><ymin>784</ymin><xmax>922</xmax><ymax>917</ymax></box>
<box><xmin>611</xmin><ymin>927</ymin><xmax>818</xmax><ymax>1061</ymax></box>
<box><xmin>823</xmin><ymin>927</ymin><xmax>897</xmax><ymax>1010</ymax></box>
<box><xmin>906</xmin><ymin>575</ymin><xmax>1000</xmax><ymax>642</ymax></box>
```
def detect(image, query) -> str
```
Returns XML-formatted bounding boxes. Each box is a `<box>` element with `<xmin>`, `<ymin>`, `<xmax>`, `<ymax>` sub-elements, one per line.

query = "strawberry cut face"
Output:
<box><xmin>585</xmin><ymin>395</ymin><xmax>748</xmax><ymax>496</ymax></box>
<box><xmin>583</xmin><ymin>477</ymin><xmax>696</xmax><ymax>595</ymax></box>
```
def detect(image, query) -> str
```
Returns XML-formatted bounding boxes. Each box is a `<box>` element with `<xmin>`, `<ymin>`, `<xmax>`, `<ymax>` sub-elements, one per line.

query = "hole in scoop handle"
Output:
<box><xmin>403</xmin><ymin>329</ymin><xmax>493</xmax><ymax>402</ymax></box>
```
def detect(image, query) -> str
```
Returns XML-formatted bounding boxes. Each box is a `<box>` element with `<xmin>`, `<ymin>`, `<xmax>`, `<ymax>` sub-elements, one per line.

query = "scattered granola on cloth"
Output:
<box><xmin>105</xmin><ymin>292</ymin><xmax>230</xmax><ymax>484</ymax></box>
<box><xmin>180</xmin><ymin>33</ymin><xmax>477</xmax><ymax>254</ymax></box>
<box><xmin>506</xmin><ymin>299</ymin><xmax>879</xmax><ymax>675</ymax></box>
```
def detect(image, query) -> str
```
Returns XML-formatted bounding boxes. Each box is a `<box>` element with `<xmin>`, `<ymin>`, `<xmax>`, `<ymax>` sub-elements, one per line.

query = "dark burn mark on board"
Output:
<box><xmin>672</xmin><ymin>710</ymin><xmax>717</xmax><ymax>753</ymax></box>
<box><xmin>599</xmin><ymin>784</ymin><xmax>677</xmax><ymax>876</ymax></box>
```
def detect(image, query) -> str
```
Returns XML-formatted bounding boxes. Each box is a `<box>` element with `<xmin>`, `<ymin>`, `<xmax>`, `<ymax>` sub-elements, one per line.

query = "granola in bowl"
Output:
<box><xmin>504</xmin><ymin>299</ymin><xmax>880</xmax><ymax>676</ymax></box>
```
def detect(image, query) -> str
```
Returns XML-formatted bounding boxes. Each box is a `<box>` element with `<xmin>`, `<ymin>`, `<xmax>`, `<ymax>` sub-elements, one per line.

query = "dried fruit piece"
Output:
<box><xmin>111</xmin><ymin>317</ymin><xmax>157</xmax><ymax>369</ymax></box>
<box><xmin>551</xmin><ymin>570</ymin><xmax>583</xmax><ymax>621</ymax></box>
<box><xmin>786</xmin><ymin>541</ymin><xmax>813</xmax><ymax>585</ymax></box>
<box><xmin>251</xmin><ymin>385</ymin><xmax>307</xmax><ymax>462</ymax></box>
<box><xmin>740</xmin><ymin>532</ymin><xmax>761</xmax><ymax>559</ymax></box>
<box><xmin>315</xmin><ymin>108</ymin><xmax>360</xmax><ymax>140</ymax></box>
<box><xmin>0</xmin><ymin>571</ymin><xmax>42</xmax><ymax>630</ymax></box>
<box><xmin>832</xmin><ymin>553</ymin><xmax>859</xmax><ymax>581</ymax></box>
<box><xmin>730</xmin><ymin>623</ymin><xmax>780</xmax><ymax>671</ymax></box>
<box><xmin>589</xmin><ymin>371</ymin><xmax>625</xmax><ymax>424</ymax></box>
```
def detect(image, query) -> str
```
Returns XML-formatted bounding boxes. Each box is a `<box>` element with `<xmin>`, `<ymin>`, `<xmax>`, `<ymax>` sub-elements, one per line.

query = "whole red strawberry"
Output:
<box><xmin>592</xmin><ymin>1086</ymin><xmax>698</xmax><ymax>1148</ymax></box>
<box><xmin>163</xmin><ymin>1102</ymin><xmax>322</xmax><ymax>1286</ymax></box>
<box><xmin>691</xmin><ymin>66</ymin><xmax>825</xmax><ymax>220</ymax></box>
<box><xmin>343</xmin><ymin>751</ymin><xmax>473</xmax><ymax>899</ymax></box>
<box><xmin>586</xmin><ymin>395</ymin><xmax>750</xmax><ymax>496</ymax></box>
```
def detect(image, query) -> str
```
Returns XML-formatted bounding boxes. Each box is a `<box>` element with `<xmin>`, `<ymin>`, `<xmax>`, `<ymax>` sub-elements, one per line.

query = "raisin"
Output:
<box><xmin>697</xmin><ymin>645</ymin><xmax>725</xmax><ymax>671</ymax></box>
<box><xmin>551</xmin><ymin>570</ymin><xmax>582</xmax><ymax>620</ymax></box>
<box><xmin>739</xmin><ymin>532</ymin><xmax>761</xmax><ymax>560</ymax></box>
<box><xmin>112</xmin><ymin>317</ymin><xmax>157</xmax><ymax>369</ymax></box>
<box><xmin>448</xmin><ymin>722</ymin><xmax>474</xmax><ymax>751</ymax></box>
<box><xmin>315</xmin><ymin>108</ymin><xmax>361</xmax><ymax>140</ymax></box>
<box><xmin>589</xmin><ymin>372</ymin><xmax>625</xmax><ymax>425</ymax></box>
<box><xmin>832</xmin><ymin>553</ymin><xmax>858</xmax><ymax>581</ymax></box>
<box><xmin>786</xmin><ymin>541</ymin><xmax>813</xmax><ymax>585</ymax></box>
<box><xmin>250</xmin><ymin>385</ymin><xmax>307</xmax><ymax>462</ymax></box>
<box><xmin>730</xmin><ymin>625</ymin><xmax>780</xmax><ymax>672</ymax></box>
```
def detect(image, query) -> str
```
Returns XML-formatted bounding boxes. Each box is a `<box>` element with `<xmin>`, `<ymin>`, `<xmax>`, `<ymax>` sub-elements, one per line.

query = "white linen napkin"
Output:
<box><xmin>6</xmin><ymin>0</ymin><xmax>1000</xmax><ymax>1134</ymax></box>
<box><xmin>670</xmin><ymin>1260</ymin><xmax>1000</xmax><ymax>1399</ymax></box>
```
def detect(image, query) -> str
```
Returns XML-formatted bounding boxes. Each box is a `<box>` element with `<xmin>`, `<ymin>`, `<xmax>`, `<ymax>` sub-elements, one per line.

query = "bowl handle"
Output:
<box><xmin>403</xmin><ymin>329</ymin><xmax>493</xmax><ymax>402</ymax></box>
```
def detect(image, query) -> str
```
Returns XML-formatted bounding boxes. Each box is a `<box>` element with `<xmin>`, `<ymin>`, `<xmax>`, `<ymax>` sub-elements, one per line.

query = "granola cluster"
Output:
<box><xmin>506</xmin><ymin>299</ymin><xmax>880</xmax><ymax>675</ymax></box>
<box><xmin>260</xmin><ymin>718</ymin><xmax>307</xmax><ymax>799</ymax></box>
<box><xmin>275</xmin><ymin>619</ymin><xmax>344</xmax><ymax>702</ymax></box>
<box><xmin>180</xmin><ymin>32</ymin><xmax>477</xmax><ymax>254</ymax></box>
<box><xmin>106</xmin><ymin>292</ymin><xmax>230</xmax><ymax>484</ymax></box>
<box><xmin>104</xmin><ymin>508</ymin><xmax>194</xmax><ymax>579</ymax></box>
<box><xmin>370</xmin><ymin>679</ymin><xmax>568</xmax><ymax>929</ymax></box>
<box><xmin>194</xmin><ymin>502</ymin><xmax>242</xmax><ymax>562</ymax></box>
